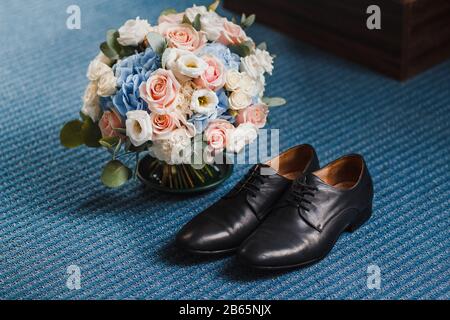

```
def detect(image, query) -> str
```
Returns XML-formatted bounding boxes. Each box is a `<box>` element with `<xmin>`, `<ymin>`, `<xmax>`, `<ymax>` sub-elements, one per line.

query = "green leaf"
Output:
<box><xmin>101</xmin><ymin>160</ymin><xmax>131</xmax><ymax>188</ymax></box>
<box><xmin>100</xmin><ymin>42</ymin><xmax>119</xmax><ymax>60</ymax></box>
<box><xmin>182</xmin><ymin>14</ymin><xmax>192</xmax><ymax>25</ymax></box>
<box><xmin>60</xmin><ymin>120</ymin><xmax>84</xmax><ymax>148</ymax></box>
<box><xmin>241</xmin><ymin>13</ymin><xmax>246</xmax><ymax>25</ymax></box>
<box><xmin>81</xmin><ymin>117</ymin><xmax>102</xmax><ymax>148</ymax></box>
<box><xmin>192</xmin><ymin>14</ymin><xmax>202</xmax><ymax>31</ymax></box>
<box><xmin>229</xmin><ymin>43</ymin><xmax>251</xmax><ymax>57</ymax></box>
<box><xmin>242</xmin><ymin>14</ymin><xmax>256</xmax><ymax>28</ymax></box>
<box><xmin>160</xmin><ymin>8</ymin><xmax>177</xmax><ymax>16</ymax></box>
<box><xmin>112</xmin><ymin>127</ymin><xmax>127</xmax><ymax>135</ymax></box>
<box><xmin>257</xmin><ymin>42</ymin><xmax>267</xmax><ymax>51</ymax></box>
<box><xmin>79</xmin><ymin>111</ymin><xmax>90</xmax><ymax>122</ymax></box>
<box><xmin>106</xmin><ymin>30</ymin><xmax>121</xmax><ymax>53</ymax></box>
<box><xmin>146</xmin><ymin>32</ymin><xmax>167</xmax><ymax>55</ymax></box>
<box><xmin>208</xmin><ymin>0</ymin><xmax>220</xmax><ymax>12</ymax></box>
<box><xmin>231</xmin><ymin>16</ymin><xmax>237</xmax><ymax>24</ymax></box>
<box><xmin>99</xmin><ymin>136</ymin><xmax>120</xmax><ymax>149</ymax></box>
<box><xmin>262</xmin><ymin>97</ymin><xmax>287</xmax><ymax>107</ymax></box>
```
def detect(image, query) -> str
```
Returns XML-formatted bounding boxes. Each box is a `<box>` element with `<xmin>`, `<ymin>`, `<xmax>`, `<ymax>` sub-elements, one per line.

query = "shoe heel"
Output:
<box><xmin>346</xmin><ymin>206</ymin><xmax>372</xmax><ymax>233</ymax></box>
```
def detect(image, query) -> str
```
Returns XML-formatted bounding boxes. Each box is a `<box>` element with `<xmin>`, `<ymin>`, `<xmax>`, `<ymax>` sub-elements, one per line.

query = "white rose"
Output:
<box><xmin>240</xmin><ymin>54</ymin><xmax>264</xmax><ymax>80</ymax></box>
<box><xmin>185</xmin><ymin>5</ymin><xmax>207</xmax><ymax>21</ymax></box>
<box><xmin>87</xmin><ymin>59</ymin><xmax>111</xmax><ymax>81</ymax></box>
<box><xmin>81</xmin><ymin>82</ymin><xmax>101</xmax><ymax>122</ymax></box>
<box><xmin>254</xmin><ymin>48</ymin><xmax>274</xmax><ymax>75</ymax></box>
<box><xmin>117</xmin><ymin>17</ymin><xmax>152</xmax><ymax>47</ymax></box>
<box><xmin>151</xmin><ymin>129</ymin><xmax>192</xmax><ymax>164</ymax></box>
<box><xmin>125</xmin><ymin>110</ymin><xmax>153</xmax><ymax>147</ymax></box>
<box><xmin>228</xmin><ymin>90</ymin><xmax>252</xmax><ymax>110</ymax></box>
<box><xmin>254</xmin><ymin>75</ymin><xmax>266</xmax><ymax>98</ymax></box>
<box><xmin>177</xmin><ymin>53</ymin><xmax>208</xmax><ymax>78</ymax></box>
<box><xmin>97</xmin><ymin>70</ymin><xmax>117</xmax><ymax>97</ymax></box>
<box><xmin>225</xmin><ymin>69</ymin><xmax>243</xmax><ymax>91</ymax></box>
<box><xmin>190</xmin><ymin>89</ymin><xmax>219</xmax><ymax>116</ymax></box>
<box><xmin>227</xmin><ymin>123</ymin><xmax>258</xmax><ymax>153</ymax></box>
<box><xmin>176</xmin><ymin>81</ymin><xmax>196</xmax><ymax>115</ymax></box>
<box><xmin>94</xmin><ymin>52</ymin><xmax>112</xmax><ymax>66</ymax></box>
<box><xmin>200</xmin><ymin>12</ymin><xmax>225</xmax><ymax>41</ymax></box>
<box><xmin>239</xmin><ymin>73</ymin><xmax>257</xmax><ymax>96</ymax></box>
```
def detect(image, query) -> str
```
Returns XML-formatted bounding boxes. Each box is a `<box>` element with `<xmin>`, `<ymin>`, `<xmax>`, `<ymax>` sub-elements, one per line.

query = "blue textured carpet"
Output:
<box><xmin>1</xmin><ymin>0</ymin><xmax>449</xmax><ymax>300</ymax></box>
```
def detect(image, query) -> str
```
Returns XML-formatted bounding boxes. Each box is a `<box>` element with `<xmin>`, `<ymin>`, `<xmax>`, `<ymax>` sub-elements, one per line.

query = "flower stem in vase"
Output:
<box><xmin>181</xmin><ymin>164</ymin><xmax>195</xmax><ymax>188</ymax></box>
<box><xmin>189</xmin><ymin>165</ymin><xmax>206</xmax><ymax>185</ymax></box>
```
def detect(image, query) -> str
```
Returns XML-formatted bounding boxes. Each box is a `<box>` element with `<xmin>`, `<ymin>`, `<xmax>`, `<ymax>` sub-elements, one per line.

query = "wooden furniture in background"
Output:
<box><xmin>224</xmin><ymin>0</ymin><xmax>450</xmax><ymax>80</ymax></box>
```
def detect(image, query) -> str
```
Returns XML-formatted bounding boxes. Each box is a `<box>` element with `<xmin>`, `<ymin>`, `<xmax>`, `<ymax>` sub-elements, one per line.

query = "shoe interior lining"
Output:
<box><xmin>265</xmin><ymin>145</ymin><xmax>313</xmax><ymax>180</ymax></box>
<box><xmin>314</xmin><ymin>155</ymin><xmax>363</xmax><ymax>190</ymax></box>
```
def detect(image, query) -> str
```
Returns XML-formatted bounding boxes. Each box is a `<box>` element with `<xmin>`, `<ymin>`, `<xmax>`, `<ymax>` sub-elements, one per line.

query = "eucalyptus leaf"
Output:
<box><xmin>101</xmin><ymin>160</ymin><xmax>131</xmax><ymax>188</ymax></box>
<box><xmin>231</xmin><ymin>16</ymin><xmax>237</xmax><ymax>24</ymax></box>
<box><xmin>81</xmin><ymin>117</ymin><xmax>102</xmax><ymax>148</ymax></box>
<box><xmin>79</xmin><ymin>111</ymin><xmax>90</xmax><ymax>122</ymax></box>
<box><xmin>241</xmin><ymin>13</ymin><xmax>246</xmax><ymax>25</ymax></box>
<box><xmin>257</xmin><ymin>42</ymin><xmax>267</xmax><ymax>51</ymax></box>
<box><xmin>192</xmin><ymin>14</ymin><xmax>202</xmax><ymax>31</ymax></box>
<box><xmin>182</xmin><ymin>14</ymin><xmax>192</xmax><ymax>25</ymax></box>
<box><xmin>160</xmin><ymin>8</ymin><xmax>177</xmax><ymax>16</ymax></box>
<box><xmin>146</xmin><ymin>32</ymin><xmax>167</xmax><ymax>55</ymax></box>
<box><xmin>60</xmin><ymin>120</ymin><xmax>84</xmax><ymax>148</ymax></box>
<box><xmin>229</xmin><ymin>43</ymin><xmax>252</xmax><ymax>57</ymax></box>
<box><xmin>99</xmin><ymin>136</ymin><xmax>120</xmax><ymax>149</ymax></box>
<box><xmin>262</xmin><ymin>97</ymin><xmax>287</xmax><ymax>107</ymax></box>
<box><xmin>106</xmin><ymin>29</ymin><xmax>121</xmax><ymax>54</ymax></box>
<box><xmin>208</xmin><ymin>0</ymin><xmax>220</xmax><ymax>12</ymax></box>
<box><xmin>242</xmin><ymin>14</ymin><xmax>256</xmax><ymax>28</ymax></box>
<box><xmin>100</xmin><ymin>42</ymin><xmax>118</xmax><ymax>60</ymax></box>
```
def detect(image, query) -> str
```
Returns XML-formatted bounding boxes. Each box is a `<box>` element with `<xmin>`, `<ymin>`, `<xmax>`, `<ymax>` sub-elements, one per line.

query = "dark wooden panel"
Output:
<box><xmin>224</xmin><ymin>0</ymin><xmax>450</xmax><ymax>80</ymax></box>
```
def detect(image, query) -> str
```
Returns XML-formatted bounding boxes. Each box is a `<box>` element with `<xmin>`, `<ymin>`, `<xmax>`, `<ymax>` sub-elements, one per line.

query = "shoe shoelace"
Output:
<box><xmin>226</xmin><ymin>165</ymin><xmax>269</xmax><ymax>198</ymax></box>
<box><xmin>282</xmin><ymin>176</ymin><xmax>318</xmax><ymax>211</ymax></box>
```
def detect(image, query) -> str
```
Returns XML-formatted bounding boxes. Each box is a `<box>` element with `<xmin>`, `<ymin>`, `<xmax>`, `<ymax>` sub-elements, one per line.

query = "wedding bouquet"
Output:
<box><xmin>60</xmin><ymin>1</ymin><xmax>285</xmax><ymax>189</ymax></box>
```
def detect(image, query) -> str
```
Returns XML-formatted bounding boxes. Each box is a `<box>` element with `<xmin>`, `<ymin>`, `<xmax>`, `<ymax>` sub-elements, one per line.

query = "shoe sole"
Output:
<box><xmin>179</xmin><ymin>245</ymin><xmax>238</xmax><ymax>256</ymax></box>
<box><xmin>241</xmin><ymin>206</ymin><xmax>372</xmax><ymax>270</ymax></box>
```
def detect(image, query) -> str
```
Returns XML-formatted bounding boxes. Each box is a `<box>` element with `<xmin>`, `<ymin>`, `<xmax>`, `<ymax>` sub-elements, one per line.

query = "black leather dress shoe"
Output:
<box><xmin>176</xmin><ymin>144</ymin><xmax>320</xmax><ymax>255</ymax></box>
<box><xmin>237</xmin><ymin>154</ymin><xmax>373</xmax><ymax>269</ymax></box>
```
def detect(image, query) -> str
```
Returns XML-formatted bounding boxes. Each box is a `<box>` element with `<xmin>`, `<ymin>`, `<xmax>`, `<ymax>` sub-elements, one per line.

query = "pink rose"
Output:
<box><xmin>140</xmin><ymin>69</ymin><xmax>180</xmax><ymax>114</ymax></box>
<box><xmin>158</xmin><ymin>22</ymin><xmax>207</xmax><ymax>52</ymax></box>
<box><xmin>99</xmin><ymin>109</ymin><xmax>124</xmax><ymax>138</ymax></box>
<box><xmin>217</xmin><ymin>20</ymin><xmax>247</xmax><ymax>46</ymax></box>
<box><xmin>194</xmin><ymin>55</ymin><xmax>225</xmax><ymax>91</ymax></box>
<box><xmin>150</xmin><ymin>113</ymin><xmax>177</xmax><ymax>140</ymax></box>
<box><xmin>204</xmin><ymin>119</ymin><xmax>234</xmax><ymax>151</ymax></box>
<box><xmin>236</xmin><ymin>104</ymin><xmax>269</xmax><ymax>129</ymax></box>
<box><xmin>158</xmin><ymin>13</ymin><xmax>184</xmax><ymax>25</ymax></box>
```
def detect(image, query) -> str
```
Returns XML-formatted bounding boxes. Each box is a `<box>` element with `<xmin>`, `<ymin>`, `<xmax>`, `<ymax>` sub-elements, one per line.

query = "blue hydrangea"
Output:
<box><xmin>112</xmin><ymin>48</ymin><xmax>161</xmax><ymax>117</ymax></box>
<box><xmin>189</xmin><ymin>89</ymin><xmax>235</xmax><ymax>133</ymax></box>
<box><xmin>200</xmin><ymin>43</ymin><xmax>241</xmax><ymax>71</ymax></box>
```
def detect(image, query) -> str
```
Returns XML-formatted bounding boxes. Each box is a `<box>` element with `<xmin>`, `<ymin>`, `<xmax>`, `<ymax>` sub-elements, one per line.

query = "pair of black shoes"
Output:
<box><xmin>176</xmin><ymin>145</ymin><xmax>373</xmax><ymax>270</ymax></box>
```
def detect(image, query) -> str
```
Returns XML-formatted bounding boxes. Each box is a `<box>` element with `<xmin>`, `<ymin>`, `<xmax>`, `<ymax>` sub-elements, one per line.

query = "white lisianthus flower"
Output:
<box><xmin>239</xmin><ymin>73</ymin><xmax>257</xmax><ymax>96</ymax></box>
<box><xmin>226</xmin><ymin>123</ymin><xmax>258</xmax><ymax>153</ymax></box>
<box><xmin>81</xmin><ymin>82</ymin><xmax>101</xmax><ymax>122</ymax></box>
<box><xmin>225</xmin><ymin>69</ymin><xmax>243</xmax><ymax>91</ymax></box>
<box><xmin>185</xmin><ymin>5</ymin><xmax>208</xmax><ymax>21</ymax></box>
<box><xmin>117</xmin><ymin>17</ymin><xmax>152</xmax><ymax>47</ymax></box>
<box><xmin>125</xmin><ymin>110</ymin><xmax>153</xmax><ymax>147</ymax></box>
<box><xmin>240</xmin><ymin>54</ymin><xmax>264</xmax><ymax>80</ymax></box>
<box><xmin>177</xmin><ymin>53</ymin><xmax>208</xmax><ymax>78</ymax></box>
<box><xmin>151</xmin><ymin>128</ymin><xmax>192</xmax><ymax>164</ymax></box>
<box><xmin>97</xmin><ymin>70</ymin><xmax>117</xmax><ymax>97</ymax></box>
<box><xmin>228</xmin><ymin>90</ymin><xmax>252</xmax><ymax>110</ymax></box>
<box><xmin>163</xmin><ymin>48</ymin><xmax>207</xmax><ymax>82</ymax></box>
<box><xmin>254</xmin><ymin>48</ymin><xmax>274</xmax><ymax>75</ymax></box>
<box><xmin>190</xmin><ymin>89</ymin><xmax>219</xmax><ymax>116</ymax></box>
<box><xmin>87</xmin><ymin>59</ymin><xmax>111</xmax><ymax>81</ymax></box>
<box><xmin>200</xmin><ymin>11</ymin><xmax>225</xmax><ymax>41</ymax></box>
